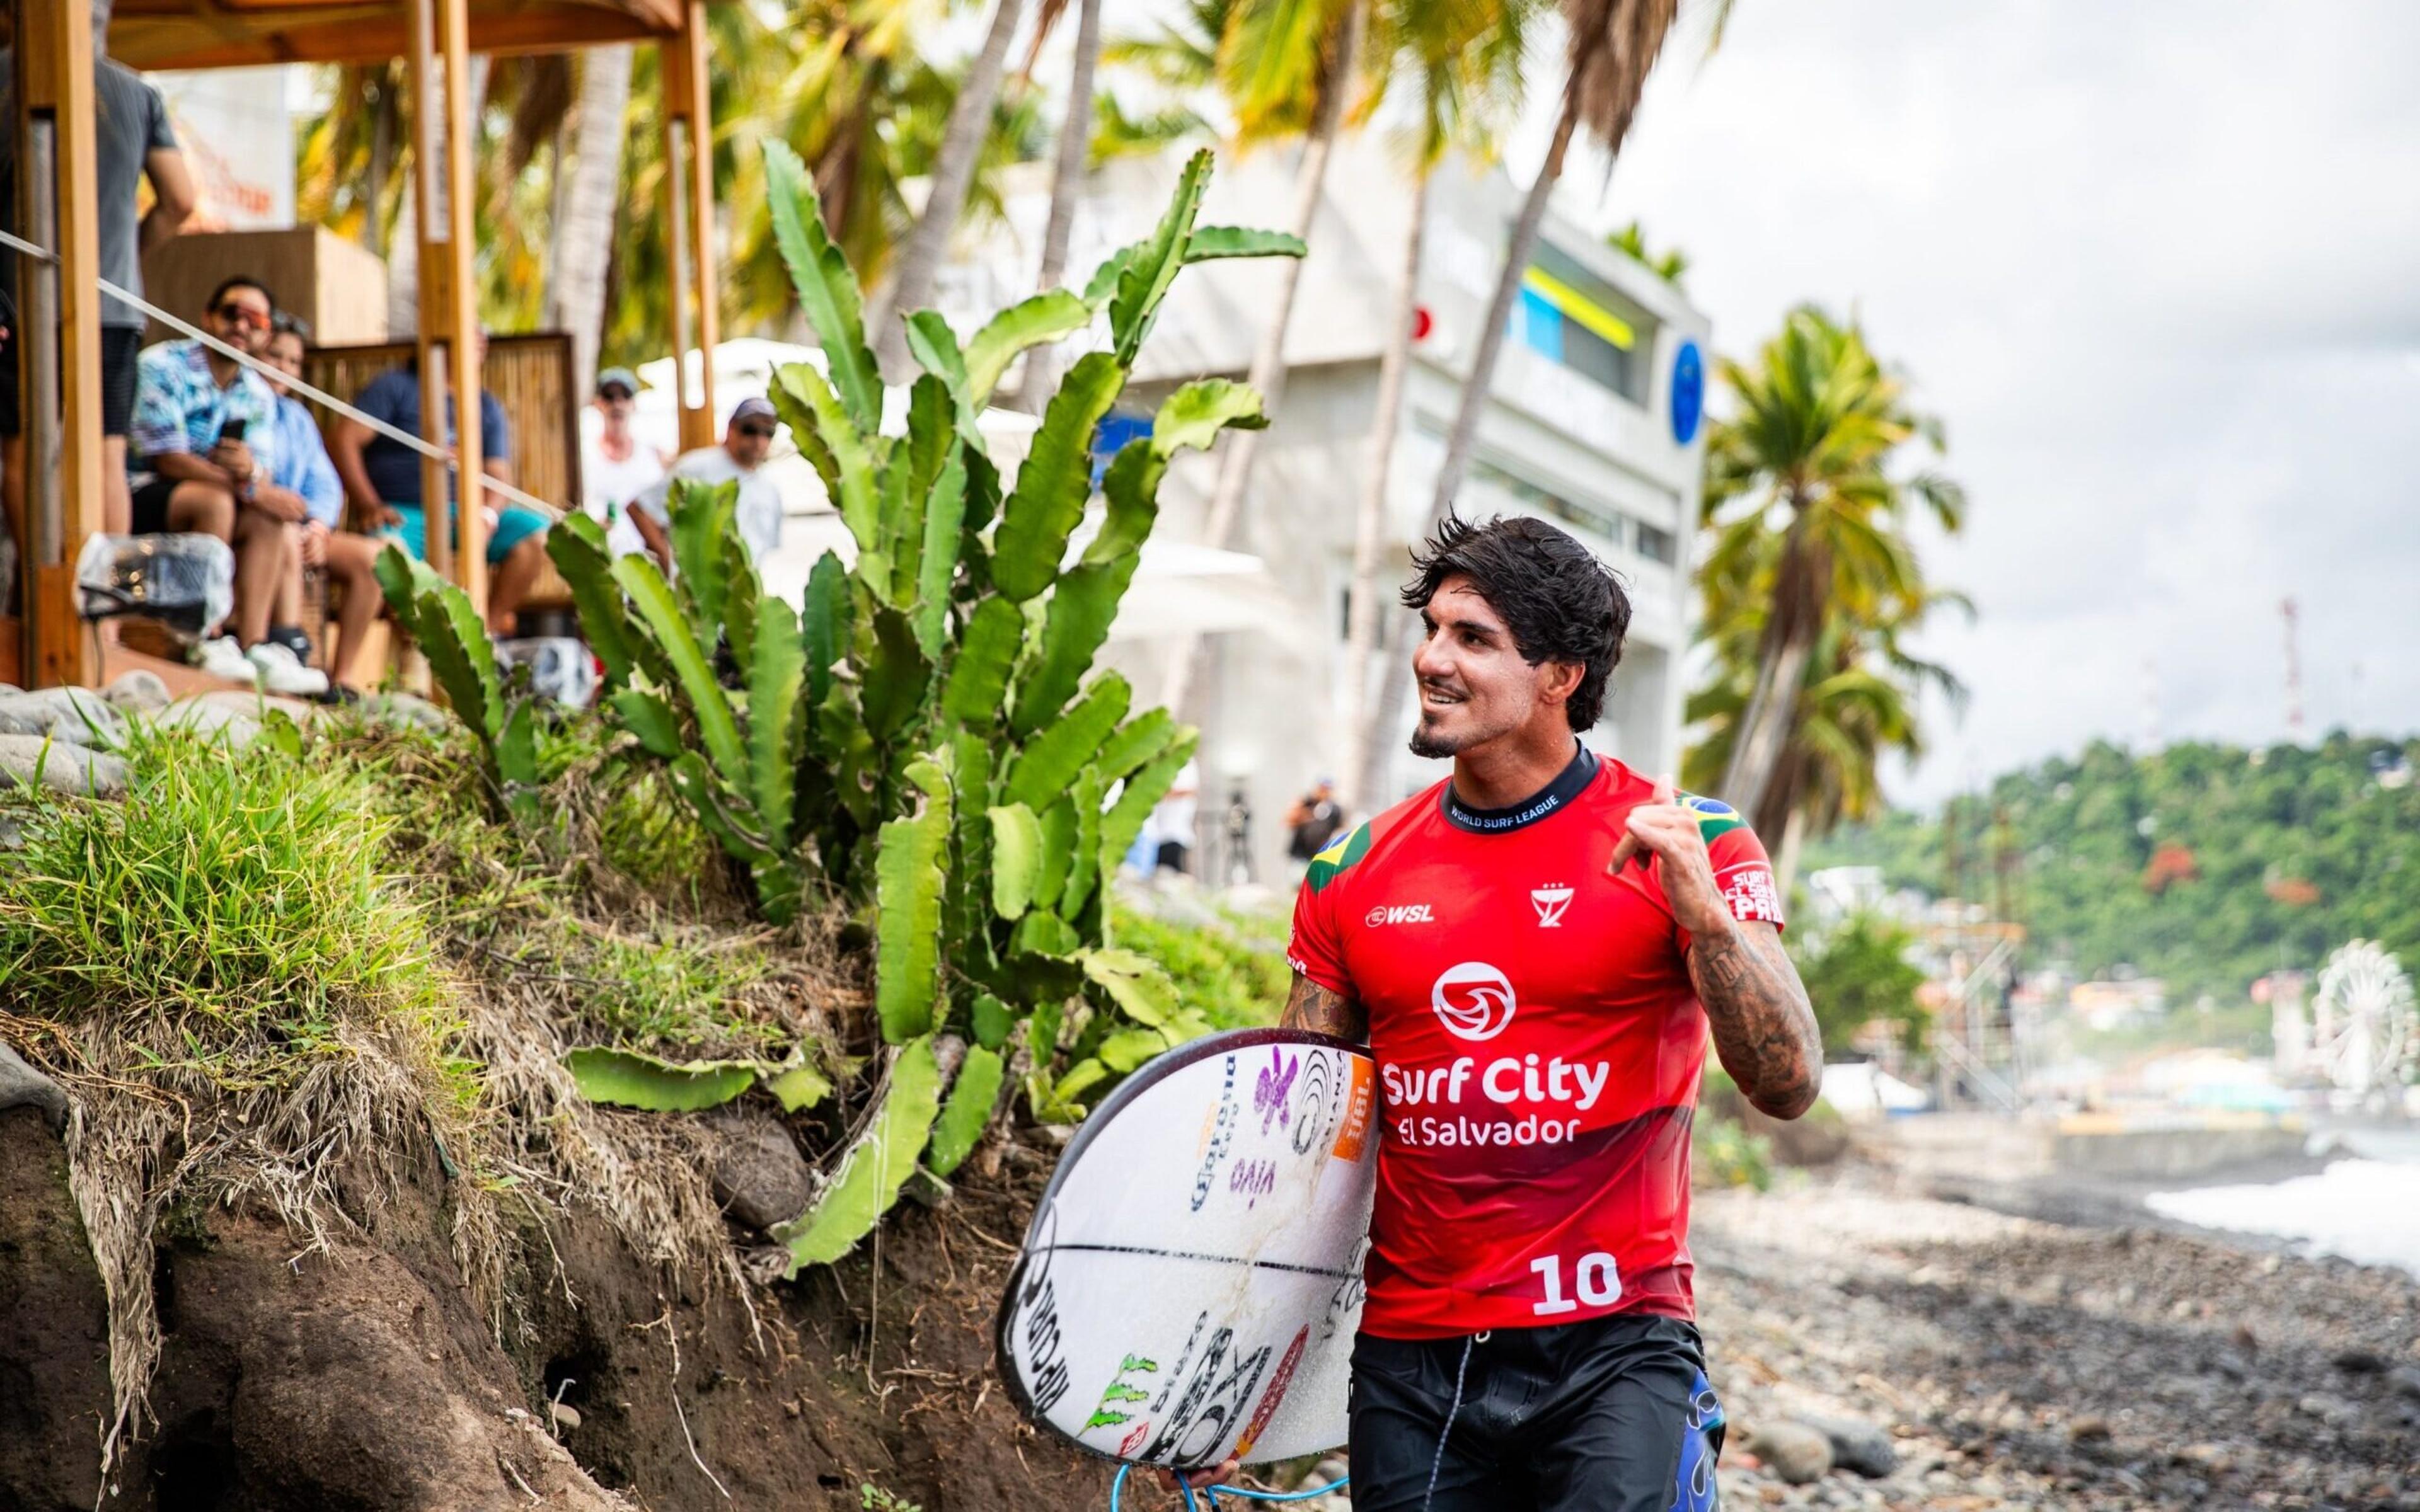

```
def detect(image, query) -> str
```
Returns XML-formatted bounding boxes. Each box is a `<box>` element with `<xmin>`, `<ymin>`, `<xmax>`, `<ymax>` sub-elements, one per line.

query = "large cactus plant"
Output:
<box><xmin>548</xmin><ymin>147</ymin><xmax>1300</xmax><ymax>1271</ymax></box>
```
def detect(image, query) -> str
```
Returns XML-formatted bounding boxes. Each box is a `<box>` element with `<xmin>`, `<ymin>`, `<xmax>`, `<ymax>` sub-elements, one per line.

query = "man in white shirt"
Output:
<box><xmin>581</xmin><ymin>366</ymin><xmax>667</xmax><ymax>543</ymax></box>
<box><xmin>628</xmin><ymin>397</ymin><xmax>781</xmax><ymax>570</ymax></box>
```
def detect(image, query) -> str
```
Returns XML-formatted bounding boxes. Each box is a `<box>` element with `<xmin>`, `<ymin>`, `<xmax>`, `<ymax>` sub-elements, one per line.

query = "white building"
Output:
<box><xmin>932</xmin><ymin>140</ymin><xmax>1714</xmax><ymax>882</ymax></box>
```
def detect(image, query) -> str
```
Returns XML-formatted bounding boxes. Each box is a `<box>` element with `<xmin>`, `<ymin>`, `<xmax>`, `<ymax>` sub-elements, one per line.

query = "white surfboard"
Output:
<box><xmin>996</xmin><ymin>1028</ymin><xmax>1380</xmax><ymax>1471</ymax></box>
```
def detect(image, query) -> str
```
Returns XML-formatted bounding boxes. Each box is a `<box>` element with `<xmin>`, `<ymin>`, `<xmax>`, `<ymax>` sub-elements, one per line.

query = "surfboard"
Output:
<box><xmin>996</xmin><ymin>1027</ymin><xmax>1380</xmax><ymax>1472</ymax></box>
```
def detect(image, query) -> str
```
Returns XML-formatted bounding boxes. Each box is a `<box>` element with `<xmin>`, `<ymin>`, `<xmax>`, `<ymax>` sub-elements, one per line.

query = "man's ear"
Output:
<box><xmin>1539</xmin><ymin>658</ymin><xmax>1586</xmax><ymax>709</ymax></box>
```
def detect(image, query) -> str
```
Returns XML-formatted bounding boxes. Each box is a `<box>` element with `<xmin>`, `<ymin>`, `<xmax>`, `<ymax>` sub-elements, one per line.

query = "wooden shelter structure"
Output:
<box><xmin>6</xmin><ymin>0</ymin><xmax>722</xmax><ymax>688</ymax></box>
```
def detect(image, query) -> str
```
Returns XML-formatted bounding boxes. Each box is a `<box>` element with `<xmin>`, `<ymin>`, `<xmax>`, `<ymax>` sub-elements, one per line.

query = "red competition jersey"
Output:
<box><xmin>1288</xmin><ymin>750</ymin><xmax>1784</xmax><ymax>1340</ymax></box>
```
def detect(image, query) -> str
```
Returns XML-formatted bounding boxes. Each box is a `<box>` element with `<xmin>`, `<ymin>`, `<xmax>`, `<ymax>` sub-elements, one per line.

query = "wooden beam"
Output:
<box><xmin>436</xmin><ymin>0</ymin><xmax>486</xmax><ymax>606</ymax></box>
<box><xmin>110</xmin><ymin>6</ymin><xmax>670</xmax><ymax>74</ymax></box>
<box><xmin>406</xmin><ymin>0</ymin><xmax>452</xmax><ymax>585</ymax></box>
<box><xmin>16</xmin><ymin>0</ymin><xmax>104</xmax><ymax>690</ymax></box>
<box><xmin>660</xmin><ymin>1</ymin><xmax>716</xmax><ymax>450</ymax></box>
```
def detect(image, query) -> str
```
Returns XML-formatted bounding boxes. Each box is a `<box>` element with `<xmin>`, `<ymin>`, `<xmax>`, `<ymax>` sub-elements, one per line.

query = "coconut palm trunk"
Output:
<box><xmin>1021</xmin><ymin>0</ymin><xmax>1104</xmax><ymax>404</ymax></box>
<box><xmin>1155</xmin><ymin>0</ymin><xmax>1368</xmax><ymax>716</ymax></box>
<box><xmin>871</xmin><ymin>0</ymin><xmax>1030</xmax><ymax>376</ymax></box>
<box><xmin>546</xmin><ymin>43</ymin><xmax>635</xmax><ymax>398</ymax></box>
<box><xmin>1720</xmin><ymin>520</ymin><xmax>1828</xmax><ymax>823</ymax></box>
<box><xmin>1342</xmin><ymin>166</ymin><xmax>1428</xmax><ymax>813</ymax></box>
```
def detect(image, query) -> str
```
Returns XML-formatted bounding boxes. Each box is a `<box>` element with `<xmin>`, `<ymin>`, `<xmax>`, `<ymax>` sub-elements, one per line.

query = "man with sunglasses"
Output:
<box><xmin>626</xmin><ymin>396</ymin><xmax>783</xmax><ymax>573</ymax></box>
<box><xmin>581</xmin><ymin>367</ymin><xmax>666</xmax><ymax>552</ymax></box>
<box><xmin>125</xmin><ymin>275</ymin><xmax>323</xmax><ymax>692</ymax></box>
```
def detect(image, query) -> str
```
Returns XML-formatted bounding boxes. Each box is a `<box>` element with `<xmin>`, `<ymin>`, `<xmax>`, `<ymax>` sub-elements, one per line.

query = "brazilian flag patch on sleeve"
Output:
<box><xmin>1679</xmin><ymin>793</ymin><xmax>1746</xmax><ymax>844</ymax></box>
<box><xmin>1305</xmin><ymin>822</ymin><xmax>1372</xmax><ymax>893</ymax></box>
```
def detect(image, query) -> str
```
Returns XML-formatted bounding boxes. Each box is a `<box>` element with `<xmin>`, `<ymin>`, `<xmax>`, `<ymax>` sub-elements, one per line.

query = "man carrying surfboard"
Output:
<box><xmin>1187</xmin><ymin>513</ymin><xmax>1822</xmax><ymax>1510</ymax></box>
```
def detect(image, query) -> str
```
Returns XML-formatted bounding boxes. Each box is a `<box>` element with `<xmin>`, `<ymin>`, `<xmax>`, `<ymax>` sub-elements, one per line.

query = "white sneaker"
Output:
<box><xmin>193</xmin><ymin>635</ymin><xmax>261</xmax><ymax>686</ymax></box>
<box><xmin>245</xmin><ymin>641</ymin><xmax>330</xmax><ymax>699</ymax></box>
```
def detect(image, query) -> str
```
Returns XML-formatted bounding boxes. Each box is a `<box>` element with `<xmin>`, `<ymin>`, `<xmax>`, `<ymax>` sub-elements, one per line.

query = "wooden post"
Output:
<box><xmin>407</xmin><ymin>0</ymin><xmax>485</xmax><ymax>606</ymax></box>
<box><xmin>660</xmin><ymin>3</ymin><xmax>717</xmax><ymax>450</ymax></box>
<box><xmin>14</xmin><ymin>0</ymin><xmax>103</xmax><ymax>689</ymax></box>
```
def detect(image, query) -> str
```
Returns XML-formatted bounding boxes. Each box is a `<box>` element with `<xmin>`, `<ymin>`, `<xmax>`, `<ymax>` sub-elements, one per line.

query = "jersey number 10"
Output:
<box><xmin>1530</xmin><ymin>1252</ymin><xmax>1622</xmax><ymax>1316</ymax></box>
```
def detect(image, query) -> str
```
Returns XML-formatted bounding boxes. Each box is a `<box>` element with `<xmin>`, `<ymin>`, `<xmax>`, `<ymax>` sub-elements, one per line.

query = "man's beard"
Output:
<box><xmin>1409</xmin><ymin>682</ymin><xmax>1498</xmax><ymax>759</ymax></box>
<box><xmin>1407</xmin><ymin>718</ymin><xmax>1462</xmax><ymax>760</ymax></box>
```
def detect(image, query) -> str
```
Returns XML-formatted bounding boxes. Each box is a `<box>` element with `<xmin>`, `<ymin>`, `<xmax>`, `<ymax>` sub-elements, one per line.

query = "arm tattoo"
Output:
<box><xmin>1688</xmin><ymin>920</ymin><xmax>1823</xmax><ymax>1119</ymax></box>
<box><xmin>1281</xmin><ymin>973</ymin><xmax>1368</xmax><ymax>1043</ymax></box>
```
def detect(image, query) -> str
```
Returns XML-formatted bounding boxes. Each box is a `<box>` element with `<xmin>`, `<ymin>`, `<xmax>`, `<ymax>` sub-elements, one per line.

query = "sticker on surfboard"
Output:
<box><xmin>996</xmin><ymin>1028</ymin><xmax>1379</xmax><ymax>1470</ymax></box>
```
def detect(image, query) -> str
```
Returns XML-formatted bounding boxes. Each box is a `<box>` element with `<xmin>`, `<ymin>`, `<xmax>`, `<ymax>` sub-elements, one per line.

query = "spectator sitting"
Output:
<box><xmin>326</xmin><ymin>330</ymin><xmax>546</xmax><ymax>633</ymax></box>
<box><xmin>1285</xmin><ymin>777</ymin><xmax>1344</xmax><ymax>868</ymax></box>
<box><xmin>262</xmin><ymin>316</ymin><xmax>383</xmax><ymax>698</ymax></box>
<box><xmin>582</xmin><ymin>365</ymin><xmax>666</xmax><ymax>552</ymax></box>
<box><xmin>0</xmin><ymin>0</ymin><xmax>195</xmax><ymax>547</ymax></box>
<box><xmin>125</xmin><ymin>275</ymin><xmax>325</xmax><ymax>694</ymax></box>
<box><xmin>628</xmin><ymin>397</ymin><xmax>782</xmax><ymax>572</ymax></box>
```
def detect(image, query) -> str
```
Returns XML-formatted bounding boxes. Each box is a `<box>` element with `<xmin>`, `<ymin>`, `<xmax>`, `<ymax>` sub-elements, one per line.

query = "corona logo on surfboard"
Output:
<box><xmin>1430</xmin><ymin>961</ymin><xmax>1517</xmax><ymax>1041</ymax></box>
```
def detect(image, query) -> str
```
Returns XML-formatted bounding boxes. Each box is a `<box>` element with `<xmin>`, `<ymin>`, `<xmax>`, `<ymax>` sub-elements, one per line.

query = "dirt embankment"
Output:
<box><xmin>0</xmin><ymin>1101</ymin><xmax>1104</xmax><ymax>1512</ymax></box>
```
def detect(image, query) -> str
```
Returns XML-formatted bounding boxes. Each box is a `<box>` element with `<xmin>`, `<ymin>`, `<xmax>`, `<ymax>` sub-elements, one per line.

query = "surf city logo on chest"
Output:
<box><xmin>1429</xmin><ymin>961</ymin><xmax>1517</xmax><ymax>1041</ymax></box>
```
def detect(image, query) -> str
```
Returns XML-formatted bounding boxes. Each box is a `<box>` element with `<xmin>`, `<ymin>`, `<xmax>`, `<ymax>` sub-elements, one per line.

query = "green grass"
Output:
<box><xmin>1109</xmin><ymin>900</ymin><xmax>1291</xmax><ymax>1031</ymax></box>
<box><xmin>0</xmin><ymin>725</ymin><xmax>461</xmax><ymax>1093</ymax></box>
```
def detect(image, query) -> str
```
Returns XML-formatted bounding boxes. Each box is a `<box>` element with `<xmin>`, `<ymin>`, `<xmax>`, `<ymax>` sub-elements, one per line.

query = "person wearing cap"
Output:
<box><xmin>628</xmin><ymin>397</ymin><xmax>783</xmax><ymax>573</ymax></box>
<box><xmin>581</xmin><ymin>365</ymin><xmax>667</xmax><ymax>549</ymax></box>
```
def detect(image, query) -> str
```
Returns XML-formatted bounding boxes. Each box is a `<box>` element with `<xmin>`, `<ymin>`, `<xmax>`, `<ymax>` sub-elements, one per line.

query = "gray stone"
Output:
<box><xmin>2390</xmin><ymin>1365</ymin><xmax>2420</xmax><ymax>1401</ymax></box>
<box><xmin>359</xmin><ymin>690</ymin><xmax>451</xmax><ymax>734</ymax></box>
<box><xmin>1802</xmin><ymin>1414</ymin><xmax>1898</xmax><ymax>1477</ymax></box>
<box><xmin>703</xmin><ymin>1110</ymin><xmax>814</xmax><ymax>1232</ymax></box>
<box><xmin>1748</xmin><ymin>1421</ymin><xmax>1835</xmax><ymax>1484</ymax></box>
<box><xmin>0</xmin><ymin>687</ymin><xmax>126</xmax><ymax>749</ymax></box>
<box><xmin>0</xmin><ymin>736</ymin><xmax>129</xmax><ymax>799</ymax></box>
<box><xmin>99</xmin><ymin>670</ymin><xmax>173</xmax><ymax>714</ymax></box>
<box><xmin>154</xmin><ymin>696</ymin><xmax>263</xmax><ymax>751</ymax></box>
<box><xmin>0</xmin><ymin>1043</ymin><xmax>69</xmax><ymax>1134</ymax></box>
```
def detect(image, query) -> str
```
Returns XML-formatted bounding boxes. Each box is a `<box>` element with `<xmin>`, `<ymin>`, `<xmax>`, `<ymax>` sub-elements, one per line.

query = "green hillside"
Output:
<box><xmin>1804</xmin><ymin>733</ymin><xmax>2420</xmax><ymax>1004</ymax></box>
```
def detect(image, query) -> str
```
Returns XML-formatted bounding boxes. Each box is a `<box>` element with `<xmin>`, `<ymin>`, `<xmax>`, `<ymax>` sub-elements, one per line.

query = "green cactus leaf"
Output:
<box><xmin>1012</xmin><ymin>555</ymin><xmax>1138</xmax><ymax>736</ymax></box>
<box><xmin>904</xmin><ymin>311</ymin><xmax>989</xmax><ymax>457</ymax></box>
<box><xmin>543</xmin><ymin>515</ymin><xmax>642</xmax><ymax>687</ymax></box>
<box><xmin>945</xmin><ymin>730</ymin><xmax>998</xmax><ymax>978</ymax></box>
<box><xmin>372</xmin><ymin>542</ymin><xmax>422</xmax><ymax>639</ymax></box>
<box><xmin>612</xmin><ymin>553</ymin><xmax>747</xmax><ymax>782</ymax></box>
<box><xmin>1100</xmin><ymin>728</ymin><xmax>1197</xmax><ymax>878</ymax></box>
<box><xmin>1004</xmin><ymin>673</ymin><xmax>1130</xmax><ymax>810</ymax></box>
<box><xmin>1182</xmin><ymin>226</ymin><xmax>1309</xmax><ymax>263</ymax></box>
<box><xmin>1081</xmin><ymin>947</ymin><xmax>1183</xmax><ymax>1029</ymax></box>
<box><xmin>875</xmin><ymin>758</ymin><xmax>952</xmax><ymax>1043</ymax></box>
<box><xmin>1095</xmin><ymin>708</ymin><xmax>1178</xmax><ymax>783</ymax></box>
<box><xmin>988</xmin><ymin>803</ymin><xmax>1044</xmax><ymax>920</ymax></box>
<box><xmin>800</xmin><ymin>551</ymin><xmax>850</xmax><ymax>711</ymax></box>
<box><xmin>1146</xmin><ymin>377</ymin><xmax>1270</xmax><ymax>459</ymax></box>
<box><xmin>941</xmin><ymin>596</ymin><xmax>1023</xmax><ymax>724</ymax></box>
<box><xmin>926</xmin><ymin>1044</ymin><xmax>1005</xmax><ymax>1177</ymax></box>
<box><xmin>964</xmin><ymin>289</ymin><xmax>1093</xmax><ymax>404</ymax></box>
<box><xmin>612</xmin><ymin>689</ymin><xmax>684</xmax><ymax>759</ymax></box>
<box><xmin>1082</xmin><ymin>241</ymin><xmax>1141</xmax><ymax>307</ymax></box>
<box><xmin>1110</xmin><ymin>149</ymin><xmax>1212</xmax><ymax>365</ymax></box>
<box><xmin>1032</xmin><ymin>796</ymin><xmax>1077</xmax><ymax>913</ymax></box>
<box><xmin>1060</xmin><ymin>765</ymin><xmax>1106</xmax><ymax>919</ymax></box>
<box><xmin>1012</xmin><ymin>909</ymin><xmax>1081</xmax><ymax>960</ymax></box>
<box><xmin>911</xmin><ymin>454</ymin><xmax>967</xmax><ymax>658</ymax></box>
<box><xmin>777</xmin><ymin>1036</ymin><xmax>943</xmax><ymax>1271</ymax></box>
<box><xmin>749</xmin><ymin>595</ymin><xmax>806</xmax><ymax>849</ymax></box>
<box><xmin>971</xmin><ymin>992</ymin><xmax>1012</xmax><ymax>1051</ymax></box>
<box><xmin>723</xmin><ymin>532</ymin><xmax>763</xmax><ymax>675</ymax></box>
<box><xmin>669</xmin><ymin>476</ymin><xmax>738</xmax><ymax>639</ymax></box>
<box><xmin>762</xmin><ymin>139</ymin><xmax>882</xmax><ymax>432</ymax></box>
<box><xmin>773</xmin><ymin>360</ymin><xmax>881</xmax><ymax>555</ymax></box>
<box><xmin>1047</xmin><ymin>1057</ymin><xmax>1109</xmax><ymax>1115</ymax></box>
<box><xmin>989</xmin><ymin>351</ymin><xmax>1124</xmax><ymax>602</ymax></box>
<box><xmin>669</xmin><ymin>750</ymin><xmax>778</xmax><ymax>867</ymax></box>
<box><xmin>564</xmin><ymin>1047</ymin><xmax>759</xmax><ymax>1111</ymax></box>
<box><xmin>1097</xmin><ymin>1028</ymin><xmax>1170</xmax><ymax>1074</ymax></box>
<box><xmin>763</xmin><ymin>1058</ymin><xmax>833</xmax><ymax>1113</ymax></box>
<box><xmin>859</xmin><ymin>602</ymin><xmax>930</xmax><ymax>741</ymax></box>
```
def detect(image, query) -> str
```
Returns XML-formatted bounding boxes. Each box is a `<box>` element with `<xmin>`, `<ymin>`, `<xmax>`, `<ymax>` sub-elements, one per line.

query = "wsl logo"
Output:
<box><xmin>1431</xmin><ymin>961</ymin><xmax>1517</xmax><ymax>1042</ymax></box>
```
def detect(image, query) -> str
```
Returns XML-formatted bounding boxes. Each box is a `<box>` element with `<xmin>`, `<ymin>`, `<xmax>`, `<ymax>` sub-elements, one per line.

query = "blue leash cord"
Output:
<box><xmin>1110</xmin><ymin>1465</ymin><xmax>1351</xmax><ymax>1511</ymax></box>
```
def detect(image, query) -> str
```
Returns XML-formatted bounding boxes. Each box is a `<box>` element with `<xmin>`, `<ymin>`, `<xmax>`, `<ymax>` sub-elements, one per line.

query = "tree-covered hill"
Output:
<box><xmin>1804</xmin><ymin>733</ymin><xmax>2420</xmax><ymax>1004</ymax></box>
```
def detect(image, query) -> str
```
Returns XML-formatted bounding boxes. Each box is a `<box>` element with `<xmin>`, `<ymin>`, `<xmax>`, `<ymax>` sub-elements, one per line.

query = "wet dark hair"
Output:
<box><xmin>206</xmin><ymin>275</ymin><xmax>274</xmax><ymax>312</ymax></box>
<box><xmin>1400</xmin><ymin>513</ymin><xmax>1630</xmax><ymax>731</ymax></box>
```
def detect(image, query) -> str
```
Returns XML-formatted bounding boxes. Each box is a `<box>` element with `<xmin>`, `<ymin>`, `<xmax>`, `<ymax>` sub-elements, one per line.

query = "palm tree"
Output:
<box><xmin>546</xmin><ymin>45</ymin><xmax>635</xmax><ymax>396</ymax></box>
<box><xmin>1606</xmin><ymin>219</ymin><xmax>1685</xmax><ymax>286</ymax></box>
<box><xmin>1698</xmin><ymin>303</ymin><xmax>1967</xmax><ymax>829</ymax></box>
<box><xmin>1418</xmin><ymin>0</ymin><xmax>1681</xmax><ymax>527</ymax></box>
<box><xmin>1339</xmin><ymin>0</ymin><xmax>1542</xmax><ymax>810</ymax></box>
<box><xmin>868</xmin><ymin>0</ymin><xmax>1034</xmax><ymax>377</ymax></box>
<box><xmin>1151</xmin><ymin>0</ymin><xmax>1373</xmax><ymax>714</ymax></box>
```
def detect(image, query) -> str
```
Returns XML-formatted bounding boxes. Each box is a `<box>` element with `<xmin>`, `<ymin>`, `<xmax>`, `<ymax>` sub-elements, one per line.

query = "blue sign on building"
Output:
<box><xmin>1669</xmin><ymin>339</ymin><xmax>1705</xmax><ymax>446</ymax></box>
<box><xmin>1091</xmin><ymin>411</ymin><xmax>1155</xmax><ymax>488</ymax></box>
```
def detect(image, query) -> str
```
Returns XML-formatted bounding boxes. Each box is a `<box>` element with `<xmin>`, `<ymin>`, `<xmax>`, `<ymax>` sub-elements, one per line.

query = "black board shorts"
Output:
<box><xmin>1348</xmin><ymin>1314</ymin><xmax>1724</xmax><ymax>1512</ymax></box>
<box><xmin>0</xmin><ymin>324</ymin><xmax>142</xmax><ymax>438</ymax></box>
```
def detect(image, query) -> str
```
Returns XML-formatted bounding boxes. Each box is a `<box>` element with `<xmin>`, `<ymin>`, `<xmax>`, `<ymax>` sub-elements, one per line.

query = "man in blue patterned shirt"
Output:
<box><xmin>127</xmin><ymin>275</ymin><xmax>323</xmax><ymax>694</ymax></box>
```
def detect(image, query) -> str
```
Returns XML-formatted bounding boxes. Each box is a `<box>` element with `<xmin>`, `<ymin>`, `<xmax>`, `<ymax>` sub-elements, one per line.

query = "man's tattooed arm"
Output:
<box><xmin>1688</xmin><ymin>919</ymin><xmax>1823</xmax><ymax>1119</ymax></box>
<box><xmin>1280</xmin><ymin>972</ymin><xmax>1368</xmax><ymax>1043</ymax></box>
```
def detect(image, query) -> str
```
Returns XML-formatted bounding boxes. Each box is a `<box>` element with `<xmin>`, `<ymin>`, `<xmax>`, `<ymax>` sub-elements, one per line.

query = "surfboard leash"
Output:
<box><xmin>1109</xmin><ymin>1465</ymin><xmax>1352</xmax><ymax>1511</ymax></box>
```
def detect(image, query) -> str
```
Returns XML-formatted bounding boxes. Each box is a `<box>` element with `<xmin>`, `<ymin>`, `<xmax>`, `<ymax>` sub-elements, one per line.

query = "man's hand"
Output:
<box><xmin>1606</xmin><ymin>777</ymin><xmax>1731</xmax><ymax>935</ymax></box>
<box><xmin>208</xmin><ymin>438</ymin><xmax>255</xmax><ymax>484</ymax></box>
<box><xmin>297</xmin><ymin>519</ymin><xmax>328</xmax><ymax>567</ymax></box>
<box><xmin>1162</xmin><ymin>1458</ymin><xmax>1240</xmax><ymax>1498</ymax></box>
<box><xmin>248</xmin><ymin>486</ymin><xmax>308</xmax><ymax>524</ymax></box>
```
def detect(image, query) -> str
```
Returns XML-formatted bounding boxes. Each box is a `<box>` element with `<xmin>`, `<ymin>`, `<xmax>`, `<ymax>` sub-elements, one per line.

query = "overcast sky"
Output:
<box><xmin>1550</xmin><ymin>0</ymin><xmax>2420</xmax><ymax>805</ymax></box>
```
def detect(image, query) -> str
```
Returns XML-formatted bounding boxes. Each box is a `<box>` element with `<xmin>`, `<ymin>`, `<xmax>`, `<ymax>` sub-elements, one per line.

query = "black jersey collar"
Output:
<box><xmin>1441</xmin><ymin>744</ymin><xmax>1598</xmax><ymax>833</ymax></box>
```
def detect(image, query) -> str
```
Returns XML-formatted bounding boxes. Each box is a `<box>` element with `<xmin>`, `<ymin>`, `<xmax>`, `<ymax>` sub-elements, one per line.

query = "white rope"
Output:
<box><xmin>0</xmin><ymin>224</ymin><xmax>565</xmax><ymax>521</ymax></box>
